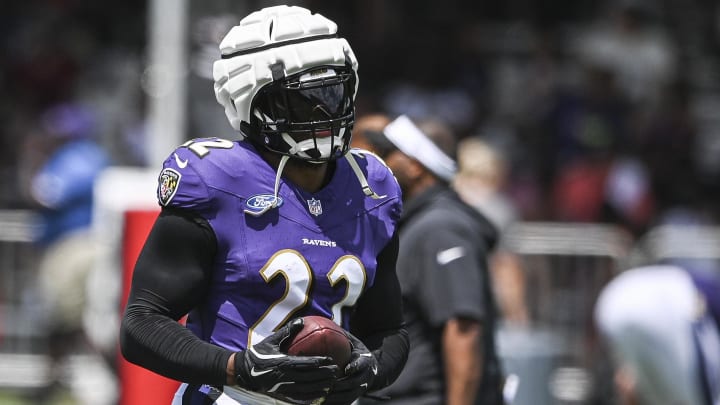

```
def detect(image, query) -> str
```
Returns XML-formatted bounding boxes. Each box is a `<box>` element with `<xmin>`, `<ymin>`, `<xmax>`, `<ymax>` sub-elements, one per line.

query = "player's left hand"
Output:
<box><xmin>324</xmin><ymin>331</ymin><xmax>378</xmax><ymax>405</ymax></box>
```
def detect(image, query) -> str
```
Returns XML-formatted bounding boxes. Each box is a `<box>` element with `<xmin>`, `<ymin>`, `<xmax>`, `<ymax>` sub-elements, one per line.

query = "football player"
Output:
<box><xmin>119</xmin><ymin>5</ymin><xmax>409</xmax><ymax>405</ymax></box>
<box><xmin>595</xmin><ymin>265</ymin><xmax>720</xmax><ymax>405</ymax></box>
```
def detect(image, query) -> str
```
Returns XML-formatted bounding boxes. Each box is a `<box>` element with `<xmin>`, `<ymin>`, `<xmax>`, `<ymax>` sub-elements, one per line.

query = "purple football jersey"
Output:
<box><xmin>156</xmin><ymin>138</ymin><xmax>401</xmax><ymax>350</ymax></box>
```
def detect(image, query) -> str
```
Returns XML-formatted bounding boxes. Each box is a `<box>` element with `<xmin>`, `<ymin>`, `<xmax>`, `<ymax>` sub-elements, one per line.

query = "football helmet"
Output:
<box><xmin>213</xmin><ymin>5</ymin><xmax>358</xmax><ymax>162</ymax></box>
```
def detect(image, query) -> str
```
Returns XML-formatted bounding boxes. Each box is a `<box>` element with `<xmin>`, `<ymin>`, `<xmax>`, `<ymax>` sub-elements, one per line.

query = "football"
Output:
<box><xmin>283</xmin><ymin>315</ymin><xmax>352</xmax><ymax>372</ymax></box>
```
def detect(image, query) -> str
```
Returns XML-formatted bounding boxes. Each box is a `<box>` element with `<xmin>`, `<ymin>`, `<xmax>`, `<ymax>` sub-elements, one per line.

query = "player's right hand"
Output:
<box><xmin>324</xmin><ymin>331</ymin><xmax>378</xmax><ymax>405</ymax></box>
<box><xmin>234</xmin><ymin>318</ymin><xmax>339</xmax><ymax>404</ymax></box>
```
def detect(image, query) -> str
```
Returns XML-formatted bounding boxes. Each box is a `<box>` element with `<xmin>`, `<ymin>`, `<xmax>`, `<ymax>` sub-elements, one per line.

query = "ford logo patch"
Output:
<box><xmin>245</xmin><ymin>194</ymin><xmax>283</xmax><ymax>214</ymax></box>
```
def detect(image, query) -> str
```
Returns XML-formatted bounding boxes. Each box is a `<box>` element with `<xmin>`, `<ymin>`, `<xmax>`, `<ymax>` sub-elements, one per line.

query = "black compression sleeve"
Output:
<box><xmin>367</xmin><ymin>329</ymin><xmax>409</xmax><ymax>391</ymax></box>
<box><xmin>349</xmin><ymin>232</ymin><xmax>409</xmax><ymax>390</ymax></box>
<box><xmin>119</xmin><ymin>208</ymin><xmax>233</xmax><ymax>386</ymax></box>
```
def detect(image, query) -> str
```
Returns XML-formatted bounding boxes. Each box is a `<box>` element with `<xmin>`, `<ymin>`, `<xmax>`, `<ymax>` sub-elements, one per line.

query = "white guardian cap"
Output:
<box><xmin>213</xmin><ymin>5</ymin><xmax>359</xmax><ymax>162</ymax></box>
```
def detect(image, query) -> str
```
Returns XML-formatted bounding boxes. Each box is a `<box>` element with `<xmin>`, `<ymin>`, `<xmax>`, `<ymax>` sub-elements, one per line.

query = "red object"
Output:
<box><xmin>119</xmin><ymin>209</ymin><xmax>180</xmax><ymax>405</ymax></box>
<box><xmin>552</xmin><ymin>160</ymin><xmax>609</xmax><ymax>221</ymax></box>
<box><xmin>284</xmin><ymin>316</ymin><xmax>352</xmax><ymax>372</ymax></box>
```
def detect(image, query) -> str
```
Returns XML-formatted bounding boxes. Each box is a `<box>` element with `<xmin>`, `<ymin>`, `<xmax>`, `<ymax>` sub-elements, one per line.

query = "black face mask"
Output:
<box><xmin>248</xmin><ymin>65</ymin><xmax>357</xmax><ymax>162</ymax></box>
<box><xmin>285</xmin><ymin>78</ymin><xmax>348</xmax><ymax>121</ymax></box>
<box><xmin>261</xmin><ymin>67</ymin><xmax>354</xmax><ymax>124</ymax></box>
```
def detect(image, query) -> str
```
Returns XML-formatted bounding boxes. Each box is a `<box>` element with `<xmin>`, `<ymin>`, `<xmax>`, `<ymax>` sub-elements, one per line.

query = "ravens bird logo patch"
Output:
<box><xmin>158</xmin><ymin>168</ymin><xmax>181</xmax><ymax>206</ymax></box>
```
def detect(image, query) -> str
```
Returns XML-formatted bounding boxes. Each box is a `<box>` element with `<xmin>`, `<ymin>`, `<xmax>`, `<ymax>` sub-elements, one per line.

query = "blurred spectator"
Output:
<box><xmin>453</xmin><ymin>137</ymin><xmax>528</xmax><ymax>326</ymax></box>
<box><xmin>453</xmin><ymin>137</ymin><xmax>517</xmax><ymax>233</ymax></box>
<box><xmin>603</xmin><ymin>156</ymin><xmax>655</xmax><ymax>234</ymax></box>
<box><xmin>350</xmin><ymin>113</ymin><xmax>394</xmax><ymax>155</ymax></box>
<box><xmin>595</xmin><ymin>265</ymin><xmax>720</xmax><ymax>405</ymax></box>
<box><xmin>533</xmin><ymin>42</ymin><xmax>658</xmax><ymax>235</ymax></box>
<box><xmin>550</xmin><ymin>155</ymin><xmax>655</xmax><ymax>237</ymax></box>
<box><xmin>352</xmin><ymin>113</ymin><xmax>392</xmax><ymax>150</ymax></box>
<box><xmin>21</xmin><ymin>102</ymin><xmax>111</xmax><ymax>404</ymax></box>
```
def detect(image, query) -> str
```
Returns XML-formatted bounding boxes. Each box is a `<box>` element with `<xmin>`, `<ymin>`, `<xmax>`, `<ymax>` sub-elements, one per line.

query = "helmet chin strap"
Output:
<box><xmin>246</xmin><ymin>141</ymin><xmax>386</xmax><ymax>217</ymax></box>
<box><xmin>344</xmin><ymin>151</ymin><xmax>386</xmax><ymax>199</ymax></box>
<box><xmin>280</xmin><ymin>133</ymin><xmax>386</xmax><ymax>199</ymax></box>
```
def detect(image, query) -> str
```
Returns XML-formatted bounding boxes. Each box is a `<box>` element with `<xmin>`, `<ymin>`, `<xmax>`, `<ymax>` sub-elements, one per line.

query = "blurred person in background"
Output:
<box><xmin>536</xmin><ymin>41</ymin><xmax>657</xmax><ymax>237</ymax></box>
<box><xmin>594</xmin><ymin>264</ymin><xmax>720</xmax><ymax>405</ymax></box>
<box><xmin>20</xmin><ymin>101</ymin><xmax>111</xmax><ymax>403</ymax></box>
<box><xmin>453</xmin><ymin>138</ymin><xmax>516</xmax><ymax>237</ymax></box>
<box><xmin>364</xmin><ymin>115</ymin><xmax>504</xmax><ymax>405</ymax></box>
<box><xmin>350</xmin><ymin>113</ymin><xmax>393</xmax><ymax>155</ymax></box>
<box><xmin>453</xmin><ymin>137</ymin><xmax>528</xmax><ymax>326</ymax></box>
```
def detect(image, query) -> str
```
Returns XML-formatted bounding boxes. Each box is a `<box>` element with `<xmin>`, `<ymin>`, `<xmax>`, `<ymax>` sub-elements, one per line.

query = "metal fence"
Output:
<box><xmin>0</xmin><ymin>210</ymin><xmax>117</xmax><ymax>396</ymax></box>
<box><xmin>0</xmin><ymin>210</ymin><xmax>42</xmax><ymax>355</ymax></box>
<box><xmin>496</xmin><ymin>221</ymin><xmax>720</xmax><ymax>404</ymax></box>
<box><xmin>496</xmin><ymin>222</ymin><xmax>634</xmax><ymax>405</ymax></box>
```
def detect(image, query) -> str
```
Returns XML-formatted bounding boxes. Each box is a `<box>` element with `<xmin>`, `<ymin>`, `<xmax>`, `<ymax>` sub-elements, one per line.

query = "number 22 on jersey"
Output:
<box><xmin>247</xmin><ymin>249</ymin><xmax>367</xmax><ymax>346</ymax></box>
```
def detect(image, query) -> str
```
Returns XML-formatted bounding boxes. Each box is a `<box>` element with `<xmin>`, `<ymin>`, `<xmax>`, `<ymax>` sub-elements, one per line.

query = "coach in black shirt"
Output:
<box><xmin>362</xmin><ymin>115</ymin><xmax>503</xmax><ymax>405</ymax></box>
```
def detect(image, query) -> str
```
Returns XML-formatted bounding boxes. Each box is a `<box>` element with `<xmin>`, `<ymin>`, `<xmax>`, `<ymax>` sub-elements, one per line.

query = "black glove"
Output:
<box><xmin>234</xmin><ymin>318</ymin><xmax>339</xmax><ymax>404</ymax></box>
<box><xmin>324</xmin><ymin>331</ymin><xmax>378</xmax><ymax>405</ymax></box>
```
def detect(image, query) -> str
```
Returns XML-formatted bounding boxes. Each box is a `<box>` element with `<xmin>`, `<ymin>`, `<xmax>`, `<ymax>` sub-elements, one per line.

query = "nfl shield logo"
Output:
<box><xmin>307</xmin><ymin>198</ymin><xmax>323</xmax><ymax>216</ymax></box>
